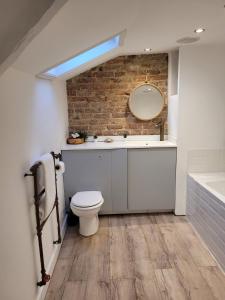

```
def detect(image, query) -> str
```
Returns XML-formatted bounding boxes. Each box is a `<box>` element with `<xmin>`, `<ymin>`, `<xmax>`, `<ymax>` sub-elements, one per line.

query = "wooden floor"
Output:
<box><xmin>45</xmin><ymin>213</ymin><xmax>225</xmax><ymax>300</ymax></box>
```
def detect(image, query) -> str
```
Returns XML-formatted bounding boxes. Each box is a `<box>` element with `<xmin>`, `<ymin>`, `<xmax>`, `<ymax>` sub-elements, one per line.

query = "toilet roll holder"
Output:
<box><xmin>24</xmin><ymin>152</ymin><xmax>62</xmax><ymax>287</ymax></box>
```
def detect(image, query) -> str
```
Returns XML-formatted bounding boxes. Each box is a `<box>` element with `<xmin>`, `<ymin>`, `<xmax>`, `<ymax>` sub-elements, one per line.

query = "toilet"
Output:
<box><xmin>70</xmin><ymin>191</ymin><xmax>104</xmax><ymax>236</ymax></box>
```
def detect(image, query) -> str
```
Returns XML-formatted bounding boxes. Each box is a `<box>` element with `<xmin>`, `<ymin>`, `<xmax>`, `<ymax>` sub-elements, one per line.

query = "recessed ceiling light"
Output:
<box><xmin>194</xmin><ymin>28</ymin><xmax>205</xmax><ymax>34</ymax></box>
<box><xmin>144</xmin><ymin>48</ymin><xmax>152</xmax><ymax>52</ymax></box>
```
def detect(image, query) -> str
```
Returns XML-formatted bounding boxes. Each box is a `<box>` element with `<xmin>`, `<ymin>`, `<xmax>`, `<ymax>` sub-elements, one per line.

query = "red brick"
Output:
<box><xmin>67</xmin><ymin>54</ymin><xmax>168</xmax><ymax>135</ymax></box>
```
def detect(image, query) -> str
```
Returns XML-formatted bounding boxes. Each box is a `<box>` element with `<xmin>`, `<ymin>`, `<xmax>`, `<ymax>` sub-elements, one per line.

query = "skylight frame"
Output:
<box><xmin>39</xmin><ymin>33</ymin><xmax>122</xmax><ymax>79</ymax></box>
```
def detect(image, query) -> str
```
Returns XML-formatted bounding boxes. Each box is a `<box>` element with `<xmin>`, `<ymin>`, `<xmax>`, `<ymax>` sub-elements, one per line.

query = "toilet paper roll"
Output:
<box><xmin>55</xmin><ymin>161</ymin><xmax>65</xmax><ymax>174</ymax></box>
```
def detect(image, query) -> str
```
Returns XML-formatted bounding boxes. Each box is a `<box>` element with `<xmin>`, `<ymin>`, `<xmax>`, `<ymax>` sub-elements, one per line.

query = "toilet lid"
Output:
<box><xmin>71</xmin><ymin>191</ymin><xmax>103</xmax><ymax>208</ymax></box>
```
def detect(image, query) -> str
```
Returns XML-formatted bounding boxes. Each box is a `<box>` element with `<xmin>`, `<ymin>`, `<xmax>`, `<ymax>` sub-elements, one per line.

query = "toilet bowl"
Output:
<box><xmin>70</xmin><ymin>191</ymin><xmax>104</xmax><ymax>236</ymax></box>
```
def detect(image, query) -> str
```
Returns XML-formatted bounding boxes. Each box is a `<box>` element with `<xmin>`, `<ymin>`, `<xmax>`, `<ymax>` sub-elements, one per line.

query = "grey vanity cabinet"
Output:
<box><xmin>62</xmin><ymin>149</ymin><xmax>127</xmax><ymax>213</ymax></box>
<box><xmin>62</xmin><ymin>147</ymin><xmax>176</xmax><ymax>214</ymax></box>
<box><xmin>127</xmin><ymin>148</ymin><xmax>176</xmax><ymax>211</ymax></box>
<box><xmin>111</xmin><ymin>149</ymin><xmax>127</xmax><ymax>212</ymax></box>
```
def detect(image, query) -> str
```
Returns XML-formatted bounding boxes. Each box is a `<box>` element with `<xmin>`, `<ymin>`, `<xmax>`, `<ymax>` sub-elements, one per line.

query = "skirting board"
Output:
<box><xmin>37</xmin><ymin>215</ymin><xmax>67</xmax><ymax>300</ymax></box>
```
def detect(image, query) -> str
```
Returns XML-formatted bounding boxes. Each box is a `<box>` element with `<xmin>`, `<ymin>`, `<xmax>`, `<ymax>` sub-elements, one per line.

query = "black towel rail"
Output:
<box><xmin>24</xmin><ymin>152</ymin><xmax>62</xmax><ymax>286</ymax></box>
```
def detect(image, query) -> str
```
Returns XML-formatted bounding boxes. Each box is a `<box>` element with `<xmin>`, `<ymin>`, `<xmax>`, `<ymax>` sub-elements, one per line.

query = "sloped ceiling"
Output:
<box><xmin>0</xmin><ymin>0</ymin><xmax>55</xmax><ymax>66</ymax></box>
<box><xmin>12</xmin><ymin>0</ymin><xmax>225</xmax><ymax>80</ymax></box>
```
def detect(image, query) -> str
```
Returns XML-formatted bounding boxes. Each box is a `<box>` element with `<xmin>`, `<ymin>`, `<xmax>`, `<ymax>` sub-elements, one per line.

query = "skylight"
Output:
<box><xmin>42</xmin><ymin>35</ymin><xmax>121</xmax><ymax>78</ymax></box>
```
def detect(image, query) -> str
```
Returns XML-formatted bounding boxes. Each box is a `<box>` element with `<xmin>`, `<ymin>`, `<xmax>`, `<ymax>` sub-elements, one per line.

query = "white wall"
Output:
<box><xmin>168</xmin><ymin>50</ymin><xmax>179</xmax><ymax>143</ymax></box>
<box><xmin>175</xmin><ymin>44</ymin><xmax>225</xmax><ymax>215</ymax></box>
<box><xmin>168</xmin><ymin>50</ymin><xmax>179</xmax><ymax>97</ymax></box>
<box><xmin>0</xmin><ymin>67</ymin><xmax>68</xmax><ymax>300</ymax></box>
<box><xmin>168</xmin><ymin>94</ymin><xmax>179</xmax><ymax>143</ymax></box>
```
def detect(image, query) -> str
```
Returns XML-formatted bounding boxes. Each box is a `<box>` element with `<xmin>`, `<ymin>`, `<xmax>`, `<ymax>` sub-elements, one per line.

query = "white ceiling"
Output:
<box><xmin>13</xmin><ymin>0</ymin><xmax>225</xmax><ymax>79</ymax></box>
<box><xmin>0</xmin><ymin>0</ymin><xmax>55</xmax><ymax>66</ymax></box>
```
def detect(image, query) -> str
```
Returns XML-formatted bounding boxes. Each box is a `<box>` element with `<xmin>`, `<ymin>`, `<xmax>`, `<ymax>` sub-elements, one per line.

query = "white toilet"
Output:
<box><xmin>70</xmin><ymin>191</ymin><xmax>104</xmax><ymax>236</ymax></box>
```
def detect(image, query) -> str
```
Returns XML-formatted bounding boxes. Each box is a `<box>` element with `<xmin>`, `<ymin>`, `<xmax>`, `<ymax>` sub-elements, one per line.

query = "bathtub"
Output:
<box><xmin>187</xmin><ymin>172</ymin><xmax>225</xmax><ymax>271</ymax></box>
<box><xmin>189</xmin><ymin>172</ymin><xmax>225</xmax><ymax>203</ymax></box>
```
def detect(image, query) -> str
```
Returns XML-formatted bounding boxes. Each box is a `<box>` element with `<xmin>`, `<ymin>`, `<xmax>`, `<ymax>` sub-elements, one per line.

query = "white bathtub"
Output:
<box><xmin>189</xmin><ymin>172</ymin><xmax>225</xmax><ymax>204</ymax></box>
<box><xmin>206</xmin><ymin>181</ymin><xmax>225</xmax><ymax>198</ymax></box>
<box><xmin>187</xmin><ymin>172</ymin><xmax>225</xmax><ymax>271</ymax></box>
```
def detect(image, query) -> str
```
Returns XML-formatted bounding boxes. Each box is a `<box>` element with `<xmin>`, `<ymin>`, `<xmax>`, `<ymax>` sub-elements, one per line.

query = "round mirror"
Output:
<box><xmin>129</xmin><ymin>83</ymin><xmax>164</xmax><ymax>120</ymax></box>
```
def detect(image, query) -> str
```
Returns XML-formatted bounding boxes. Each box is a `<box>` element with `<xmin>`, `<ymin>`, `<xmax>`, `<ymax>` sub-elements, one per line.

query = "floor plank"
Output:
<box><xmin>111</xmin><ymin>279</ymin><xmax>137</xmax><ymax>300</ymax></box>
<box><xmin>199</xmin><ymin>266</ymin><xmax>225</xmax><ymax>300</ymax></box>
<box><xmin>141</xmin><ymin>224</ymin><xmax>172</xmax><ymax>269</ymax></box>
<box><xmin>61</xmin><ymin>281</ymin><xmax>86</xmax><ymax>300</ymax></box>
<box><xmin>155</xmin><ymin>268</ymin><xmax>188</xmax><ymax>300</ymax></box>
<box><xmin>159</xmin><ymin>223</ymin><xmax>217</xmax><ymax>299</ymax></box>
<box><xmin>45</xmin><ymin>258</ymin><xmax>72</xmax><ymax>299</ymax></box>
<box><xmin>69</xmin><ymin>223</ymin><xmax>110</xmax><ymax>281</ymax></box>
<box><xmin>175</xmin><ymin>222</ymin><xmax>217</xmax><ymax>267</ymax></box>
<box><xmin>45</xmin><ymin>213</ymin><xmax>225</xmax><ymax>300</ymax></box>
<box><xmin>159</xmin><ymin>223</ymin><xmax>193</xmax><ymax>262</ymax></box>
<box><xmin>126</xmin><ymin>224</ymin><xmax>150</xmax><ymax>261</ymax></box>
<box><xmin>173</xmin><ymin>258</ymin><xmax>215</xmax><ymax>300</ymax></box>
<box><xmin>110</xmin><ymin>220</ymin><xmax>134</xmax><ymax>280</ymax></box>
<box><xmin>135</xmin><ymin>278</ymin><xmax>162</xmax><ymax>300</ymax></box>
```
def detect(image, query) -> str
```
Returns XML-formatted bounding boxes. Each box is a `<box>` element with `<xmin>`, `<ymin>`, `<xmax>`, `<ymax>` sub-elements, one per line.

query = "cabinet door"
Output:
<box><xmin>62</xmin><ymin>150</ymin><xmax>112</xmax><ymax>212</ymax></box>
<box><xmin>111</xmin><ymin>149</ymin><xmax>127</xmax><ymax>212</ymax></box>
<box><xmin>128</xmin><ymin>148</ymin><xmax>176</xmax><ymax>211</ymax></box>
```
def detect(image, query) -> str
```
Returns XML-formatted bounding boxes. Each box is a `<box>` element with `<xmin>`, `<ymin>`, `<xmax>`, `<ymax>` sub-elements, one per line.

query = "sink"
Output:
<box><xmin>124</xmin><ymin>140</ymin><xmax>152</xmax><ymax>147</ymax></box>
<box><xmin>124</xmin><ymin>140</ymin><xmax>173</xmax><ymax>148</ymax></box>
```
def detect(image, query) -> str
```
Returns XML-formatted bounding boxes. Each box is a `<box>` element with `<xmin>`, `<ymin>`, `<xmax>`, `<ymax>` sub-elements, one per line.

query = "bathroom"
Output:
<box><xmin>1</xmin><ymin>0</ymin><xmax>225</xmax><ymax>299</ymax></box>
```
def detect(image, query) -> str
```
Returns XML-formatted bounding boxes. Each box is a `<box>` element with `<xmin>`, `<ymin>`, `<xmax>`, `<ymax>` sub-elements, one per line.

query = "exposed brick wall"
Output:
<box><xmin>66</xmin><ymin>54</ymin><xmax>168</xmax><ymax>136</ymax></box>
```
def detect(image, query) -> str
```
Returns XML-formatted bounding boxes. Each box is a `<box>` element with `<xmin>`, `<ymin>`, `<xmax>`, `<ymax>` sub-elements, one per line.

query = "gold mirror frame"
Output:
<box><xmin>128</xmin><ymin>83</ymin><xmax>165</xmax><ymax>121</ymax></box>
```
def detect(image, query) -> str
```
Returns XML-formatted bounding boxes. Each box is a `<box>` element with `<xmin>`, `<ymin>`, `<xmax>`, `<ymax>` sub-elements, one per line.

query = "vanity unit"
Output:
<box><xmin>62</xmin><ymin>141</ymin><xmax>177</xmax><ymax>214</ymax></box>
<box><xmin>62</xmin><ymin>81</ymin><xmax>175</xmax><ymax>214</ymax></box>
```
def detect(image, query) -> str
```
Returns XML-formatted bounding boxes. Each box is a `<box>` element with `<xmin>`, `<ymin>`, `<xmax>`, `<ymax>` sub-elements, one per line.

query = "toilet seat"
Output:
<box><xmin>71</xmin><ymin>191</ymin><xmax>103</xmax><ymax>208</ymax></box>
<box><xmin>70</xmin><ymin>191</ymin><xmax>104</xmax><ymax>236</ymax></box>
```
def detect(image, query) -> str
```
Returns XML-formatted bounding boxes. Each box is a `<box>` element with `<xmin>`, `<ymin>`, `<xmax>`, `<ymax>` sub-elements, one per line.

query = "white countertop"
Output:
<box><xmin>62</xmin><ymin>139</ymin><xmax>177</xmax><ymax>151</ymax></box>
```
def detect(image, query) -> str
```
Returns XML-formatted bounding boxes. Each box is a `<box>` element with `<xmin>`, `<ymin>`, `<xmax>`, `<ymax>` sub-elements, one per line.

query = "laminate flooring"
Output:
<box><xmin>45</xmin><ymin>213</ymin><xmax>225</xmax><ymax>300</ymax></box>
